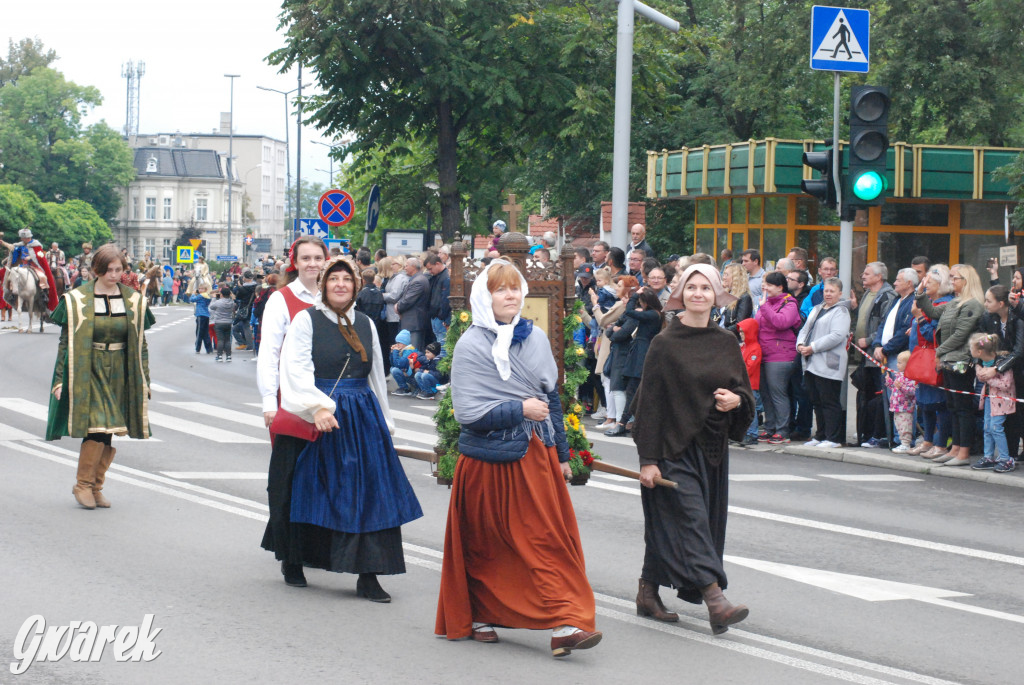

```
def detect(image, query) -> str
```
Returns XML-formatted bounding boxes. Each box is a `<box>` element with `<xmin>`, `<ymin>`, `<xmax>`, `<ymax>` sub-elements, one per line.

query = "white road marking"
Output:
<box><xmin>0</xmin><ymin>443</ymin><xmax>982</xmax><ymax>685</ymax></box>
<box><xmin>162</xmin><ymin>401</ymin><xmax>265</xmax><ymax>428</ymax></box>
<box><xmin>393</xmin><ymin>427</ymin><xmax>437</xmax><ymax>447</ymax></box>
<box><xmin>730</xmin><ymin>474</ymin><xmax>818</xmax><ymax>482</ymax></box>
<box><xmin>149</xmin><ymin>382</ymin><xmax>178</xmax><ymax>393</ymax></box>
<box><xmin>389</xmin><ymin>408</ymin><xmax>439</xmax><ymax>427</ymax></box>
<box><xmin>0</xmin><ymin>424</ymin><xmax>37</xmax><ymax>441</ymax></box>
<box><xmin>147</xmin><ymin>411</ymin><xmax>267</xmax><ymax>443</ymax></box>
<box><xmin>818</xmin><ymin>474</ymin><xmax>922</xmax><ymax>482</ymax></box>
<box><xmin>0</xmin><ymin>398</ymin><xmax>162</xmax><ymax>441</ymax></box>
<box><xmin>590</xmin><ymin>472</ymin><xmax>635</xmax><ymax>483</ymax></box>
<box><xmin>727</xmin><ymin>555</ymin><xmax>1024</xmax><ymax>626</ymax></box>
<box><xmin>162</xmin><ymin>472</ymin><xmax>267</xmax><ymax>480</ymax></box>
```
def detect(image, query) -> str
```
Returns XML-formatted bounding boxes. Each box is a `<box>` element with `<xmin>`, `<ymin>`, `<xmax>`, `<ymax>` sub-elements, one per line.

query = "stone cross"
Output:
<box><xmin>502</xmin><ymin>193</ymin><xmax>523</xmax><ymax>233</ymax></box>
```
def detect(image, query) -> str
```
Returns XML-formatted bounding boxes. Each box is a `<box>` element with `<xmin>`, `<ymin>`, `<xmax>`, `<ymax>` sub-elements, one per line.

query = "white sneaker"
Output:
<box><xmin>818</xmin><ymin>440</ymin><xmax>841</xmax><ymax>448</ymax></box>
<box><xmin>803</xmin><ymin>438</ymin><xmax>821</xmax><ymax>447</ymax></box>
<box><xmin>590</xmin><ymin>409</ymin><xmax>607</xmax><ymax>421</ymax></box>
<box><xmin>891</xmin><ymin>444</ymin><xmax>911</xmax><ymax>454</ymax></box>
<box><xmin>595</xmin><ymin>420</ymin><xmax>617</xmax><ymax>431</ymax></box>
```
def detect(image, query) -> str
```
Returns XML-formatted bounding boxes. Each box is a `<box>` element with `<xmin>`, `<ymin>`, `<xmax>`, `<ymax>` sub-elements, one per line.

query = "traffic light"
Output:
<box><xmin>847</xmin><ymin>85</ymin><xmax>890</xmax><ymax>206</ymax></box>
<box><xmin>801</xmin><ymin>144</ymin><xmax>837</xmax><ymax>209</ymax></box>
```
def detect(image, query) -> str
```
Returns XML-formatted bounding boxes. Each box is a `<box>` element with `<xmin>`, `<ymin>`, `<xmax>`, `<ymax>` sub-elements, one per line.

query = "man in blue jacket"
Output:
<box><xmin>424</xmin><ymin>253</ymin><xmax>451</xmax><ymax>346</ymax></box>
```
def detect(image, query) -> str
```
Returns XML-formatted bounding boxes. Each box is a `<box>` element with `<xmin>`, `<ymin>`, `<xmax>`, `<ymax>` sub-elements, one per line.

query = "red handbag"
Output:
<box><xmin>905</xmin><ymin>331</ymin><xmax>942</xmax><ymax>387</ymax></box>
<box><xmin>269</xmin><ymin>408</ymin><xmax>319</xmax><ymax>442</ymax></box>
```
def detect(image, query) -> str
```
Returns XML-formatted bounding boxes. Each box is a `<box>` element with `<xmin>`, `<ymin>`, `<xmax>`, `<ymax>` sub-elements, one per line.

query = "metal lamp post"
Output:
<box><xmin>224</xmin><ymin>74</ymin><xmax>240</xmax><ymax>258</ymax></box>
<box><xmin>257</xmin><ymin>68</ymin><xmax>309</xmax><ymax>246</ymax></box>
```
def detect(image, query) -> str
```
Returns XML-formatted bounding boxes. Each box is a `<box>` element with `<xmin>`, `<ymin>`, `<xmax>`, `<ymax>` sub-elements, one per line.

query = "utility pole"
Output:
<box><xmin>295</xmin><ymin>64</ymin><xmax>303</xmax><ymax>241</ymax></box>
<box><xmin>224</xmin><ymin>74</ymin><xmax>240</xmax><ymax>258</ymax></box>
<box><xmin>611</xmin><ymin>1</ymin><xmax>679</xmax><ymax>250</ymax></box>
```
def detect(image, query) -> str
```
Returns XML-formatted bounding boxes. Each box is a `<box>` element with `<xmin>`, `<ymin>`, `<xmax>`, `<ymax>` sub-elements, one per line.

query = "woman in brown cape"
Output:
<box><xmin>631</xmin><ymin>263</ymin><xmax>755</xmax><ymax>634</ymax></box>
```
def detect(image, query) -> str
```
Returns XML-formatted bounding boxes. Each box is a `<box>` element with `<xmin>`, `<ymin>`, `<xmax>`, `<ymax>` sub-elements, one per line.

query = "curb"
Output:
<box><xmin>737</xmin><ymin>443</ymin><xmax>1024</xmax><ymax>489</ymax></box>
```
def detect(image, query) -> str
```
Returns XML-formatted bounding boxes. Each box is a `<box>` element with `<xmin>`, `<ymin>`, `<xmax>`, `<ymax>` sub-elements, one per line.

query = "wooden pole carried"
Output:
<box><xmin>591</xmin><ymin>460</ymin><xmax>678</xmax><ymax>489</ymax></box>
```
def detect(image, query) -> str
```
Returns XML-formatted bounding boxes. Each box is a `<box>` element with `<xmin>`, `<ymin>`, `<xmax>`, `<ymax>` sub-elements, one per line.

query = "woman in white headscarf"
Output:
<box><xmin>631</xmin><ymin>264</ymin><xmax>755</xmax><ymax>635</ymax></box>
<box><xmin>435</xmin><ymin>260</ymin><xmax>602</xmax><ymax>659</ymax></box>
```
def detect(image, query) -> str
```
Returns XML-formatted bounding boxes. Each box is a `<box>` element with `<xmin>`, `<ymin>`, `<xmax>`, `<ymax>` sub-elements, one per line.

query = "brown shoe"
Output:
<box><xmin>93</xmin><ymin>445</ymin><xmax>116</xmax><ymax>508</ymax></box>
<box><xmin>551</xmin><ymin>629</ymin><xmax>602</xmax><ymax>658</ymax></box>
<box><xmin>471</xmin><ymin>626</ymin><xmax>499</xmax><ymax>643</ymax></box>
<box><xmin>72</xmin><ymin>440</ymin><xmax>104</xmax><ymax>509</ymax></box>
<box><xmin>702</xmin><ymin>583</ymin><xmax>749</xmax><ymax>635</ymax></box>
<box><xmin>636</xmin><ymin>578</ymin><xmax>679</xmax><ymax>622</ymax></box>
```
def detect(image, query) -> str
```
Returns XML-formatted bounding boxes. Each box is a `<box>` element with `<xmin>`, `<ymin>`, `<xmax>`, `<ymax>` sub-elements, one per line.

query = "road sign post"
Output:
<box><xmin>363</xmin><ymin>184</ymin><xmax>381</xmax><ymax>248</ymax></box>
<box><xmin>810</xmin><ymin>6</ymin><xmax>870</xmax><ymax>73</ymax></box>
<box><xmin>176</xmin><ymin>246</ymin><xmax>194</xmax><ymax>264</ymax></box>
<box><xmin>317</xmin><ymin>189</ymin><xmax>355</xmax><ymax>227</ymax></box>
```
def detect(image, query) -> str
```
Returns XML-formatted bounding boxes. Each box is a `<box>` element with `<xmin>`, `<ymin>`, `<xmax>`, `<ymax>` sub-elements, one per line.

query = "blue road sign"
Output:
<box><xmin>365</xmin><ymin>184</ymin><xmax>381</xmax><ymax>233</ymax></box>
<box><xmin>294</xmin><ymin>218</ymin><xmax>331</xmax><ymax>239</ymax></box>
<box><xmin>317</xmin><ymin>189</ymin><xmax>355</xmax><ymax>226</ymax></box>
<box><xmin>324</xmin><ymin>238</ymin><xmax>351</xmax><ymax>255</ymax></box>
<box><xmin>810</xmin><ymin>6</ymin><xmax>870</xmax><ymax>73</ymax></box>
<box><xmin>215</xmin><ymin>255</ymin><xmax>239</xmax><ymax>262</ymax></box>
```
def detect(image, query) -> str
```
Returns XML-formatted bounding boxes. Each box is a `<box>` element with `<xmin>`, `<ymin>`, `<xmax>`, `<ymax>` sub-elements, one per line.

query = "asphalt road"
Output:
<box><xmin>1</xmin><ymin>307</ymin><xmax>1022</xmax><ymax>685</ymax></box>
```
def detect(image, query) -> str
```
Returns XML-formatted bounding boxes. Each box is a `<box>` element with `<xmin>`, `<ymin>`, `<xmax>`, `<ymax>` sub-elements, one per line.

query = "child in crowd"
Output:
<box><xmin>190</xmin><ymin>284</ymin><xmax>213</xmax><ymax>354</ymax></box>
<box><xmin>594</xmin><ymin>268</ymin><xmax>617</xmax><ymax>311</ymax></box>
<box><xmin>414</xmin><ymin>342</ymin><xmax>448</xmax><ymax>399</ymax></box>
<box><xmin>886</xmin><ymin>351</ymin><xmax>918</xmax><ymax>454</ymax></box>
<box><xmin>971</xmin><ymin>332</ymin><xmax>1017</xmax><ymax>473</ymax></box>
<box><xmin>389</xmin><ymin>329</ymin><xmax>420</xmax><ymax>396</ymax></box>
<box><xmin>737</xmin><ymin>318</ymin><xmax>762</xmax><ymax>446</ymax></box>
<box><xmin>208</xmin><ymin>286</ymin><xmax>236</xmax><ymax>362</ymax></box>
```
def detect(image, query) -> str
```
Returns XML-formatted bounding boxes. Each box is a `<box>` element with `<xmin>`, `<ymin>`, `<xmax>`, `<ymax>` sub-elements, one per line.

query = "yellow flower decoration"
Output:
<box><xmin>572</xmin><ymin>404</ymin><xmax>583</xmax><ymax>415</ymax></box>
<box><xmin>575</xmin><ymin>346</ymin><xmax>585</xmax><ymax>356</ymax></box>
<box><xmin>459</xmin><ymin>311</ymin><xmax>469</xmax><ymax>323</ymax></box>
<box><xmin>574</xmin><ymin>315</ymin><xmax>582</xmax><ymax>324</ymax></box>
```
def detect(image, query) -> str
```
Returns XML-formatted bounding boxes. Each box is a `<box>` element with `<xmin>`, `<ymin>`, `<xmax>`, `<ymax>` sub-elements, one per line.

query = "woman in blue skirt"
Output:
<box><xmin>267</xmin><ymin>256</ymin><xmax>422</xmax><ymax>600</ymax></box>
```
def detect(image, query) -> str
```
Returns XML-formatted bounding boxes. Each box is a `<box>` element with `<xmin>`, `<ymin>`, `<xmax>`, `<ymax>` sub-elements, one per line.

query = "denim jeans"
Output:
<box><xmin>747</xmin><ymin>390</ymin><xmax>762</xmax><ymax>437</ymax></box>
<box><xmin>431</xmin><ymin>318</ymin><xmax>448</xmax><ymax>346</ymax></box>
<box><xmin>983</xmin><ymin>398</ymin><xmax>1011</xmax><ymax>462</ymax></box>
<box><xmin>415</xmin><ymin>371</ymin><xmax>441</xmax><ymax>395</ymax></box>
<box><xmin>391</xmin><ymin>368</ymin><xmax>413</xmax><ymax>391</ymax></box>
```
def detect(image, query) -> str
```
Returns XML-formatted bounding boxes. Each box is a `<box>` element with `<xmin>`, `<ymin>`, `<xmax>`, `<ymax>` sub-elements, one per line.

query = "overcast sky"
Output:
<box><xmin>3</xmin><ymin>0</ymin><xmax>335</xmax><ymax>185</ymax></box>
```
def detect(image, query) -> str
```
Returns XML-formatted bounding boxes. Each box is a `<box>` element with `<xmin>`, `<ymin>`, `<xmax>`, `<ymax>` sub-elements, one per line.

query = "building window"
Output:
<box><xmin>277</xmin><ymin>177</ymin><xmax>284</xmax><ymax>192</ymax></box>
<box><xmin>146</xmin><ymin>156</ymin><xmax>158</xmax><ymax>173</ymax></box>
<box><xmin>163</xmin><ymin>197</ymin><xmax>172</xmax><ymax>220</ymax></box>
<box><xmin>262</xmin><ymin>204</ymin><xmax>271</xmax><ymax>218</ymax></box>
<box><xmin>276</xmin><ymin>205</ymin><xmax>283</xmax><ymax>220</ymax></box>
<box><xmin>277</xmin><ymin>149</ymin><xmax>286</xmax><ymax>165</ymax></box>
<box><xmin>262</xmin><ymin>175</ymin><xmax>271</xmax><ymax>192</ymax></box>
<box><xmin>263</xmin><ymin>145</ymin><xmax>272</xmax><ymax>162</ymax></box>
<box><xmin>145</xmin><ymin>239</ymin><xmax>155</xmax><ymax>258</ymax></box>
<box><xmin>132</xmin><ymin>197</ymin><xmax>139</xmax><ymax>220</ymax></box>
<box><xmin>880</xmin><ymin>202</ymin><xmax>949</xmax><ymax>227</ymax></box>
<box><xmin>196</xmin><ymin>198</ymin><xmax>208</xmax><ymax>222</ymax></box>
<box><xmin>145</xmin><ymin>197</ymin><xmax>156</xmax><ymax>220</ymax></box>
<box><xmin>162</xmin><ymin>239</ymin><xmax>172</xmax><ymax>261</ymax></box>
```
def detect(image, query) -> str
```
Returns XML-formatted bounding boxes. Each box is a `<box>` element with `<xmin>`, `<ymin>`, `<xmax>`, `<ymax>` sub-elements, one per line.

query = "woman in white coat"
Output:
<box><xmin>795</xmin><ymin>278</ymin><xmax>851</xmax><ymax>448</ymax></box>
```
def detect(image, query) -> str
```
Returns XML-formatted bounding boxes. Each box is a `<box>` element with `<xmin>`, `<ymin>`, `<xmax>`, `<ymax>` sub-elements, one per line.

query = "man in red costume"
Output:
<box><xmin>1</xmin><ymin>228</ymin><xmax>59</xmax><ymax>311</ymax></box>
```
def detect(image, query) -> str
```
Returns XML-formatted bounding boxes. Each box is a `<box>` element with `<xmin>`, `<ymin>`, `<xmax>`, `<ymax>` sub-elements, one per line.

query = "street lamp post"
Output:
<box><xmin>224</xmin><ymin>74</ymin><xmax>240</xmax><ymax>258</ymax></box>
<box><xmin>311</xmin><ymin>140</ymin><xmax>344</xmax><ymax>187</ymax></box>
<box><xmin>257</xmin><ymin>70</ymin><xmax>309</xmax><ymax>248</ymax></box>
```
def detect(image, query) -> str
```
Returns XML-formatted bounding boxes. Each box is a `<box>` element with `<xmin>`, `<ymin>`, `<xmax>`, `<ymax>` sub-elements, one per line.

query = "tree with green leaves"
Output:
<box><xmin>0</xmin><ymin>184</ymin><xmax>111</xmax><ymax>249</ymax></box>
<box><xmin>0</xmin><ymin>66</ymin><xmax>136</xmax><ymax>222</ymax></box>
<box><xmin>0</xmin><ymin>37</ymin><xmax>56</xmax><ymax>87</ymax></box>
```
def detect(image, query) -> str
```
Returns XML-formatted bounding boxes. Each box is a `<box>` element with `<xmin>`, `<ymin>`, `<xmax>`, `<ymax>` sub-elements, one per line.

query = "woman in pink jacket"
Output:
<box><xmin>755</xmin><ymin>271</ymin><xmax>802</xmax><ymax>444</ymax></box>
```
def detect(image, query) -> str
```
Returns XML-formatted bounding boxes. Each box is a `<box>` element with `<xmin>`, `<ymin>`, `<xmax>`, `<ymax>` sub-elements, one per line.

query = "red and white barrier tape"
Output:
<box><xmin>848</xmin><ymin>341</ymin><xmax>1023</xmax><ymax>404</ymax></box>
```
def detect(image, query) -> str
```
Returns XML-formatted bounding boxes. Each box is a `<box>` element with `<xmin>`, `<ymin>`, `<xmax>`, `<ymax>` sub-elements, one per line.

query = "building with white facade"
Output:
<box><xmin>117</xmin><ymin>119</ymin><xmax>288</xmax><ymax>261</ymax></box>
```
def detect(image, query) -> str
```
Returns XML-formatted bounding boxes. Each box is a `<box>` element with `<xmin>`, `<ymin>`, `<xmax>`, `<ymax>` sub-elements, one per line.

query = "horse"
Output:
<box><xmin>2</xmin><ymin>264</ymin><xmax>46</xmax><ymax>333</ymax></box>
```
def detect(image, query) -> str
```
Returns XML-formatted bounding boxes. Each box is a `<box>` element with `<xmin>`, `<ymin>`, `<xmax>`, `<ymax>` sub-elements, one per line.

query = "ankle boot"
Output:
<box><xmin>636</xmin><ymin>578</ymin><xmax>679</xmax><ymax>622</ymax></box>
<box><xmin>702</xmin><ymin>582</ymin><xmax>749</xmax><ymax>635</ymax></box>
<box><xmin>356</xmin><ymin>573</ymin><xmax>391</xmax><ymax>603</ymax></box>
<box><xmin>72</xmin><ymin>441</ymin><xmax>104</xmax><ymax>509</ymax></box>
<box><xmin>93</xmin><ymin>445</ymin><xmax>116</xmax><ymax>508</ymax></box>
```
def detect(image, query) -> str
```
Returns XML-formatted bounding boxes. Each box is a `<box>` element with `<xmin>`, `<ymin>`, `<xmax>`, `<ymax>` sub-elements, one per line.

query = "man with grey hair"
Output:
<box><xmin>590</xmin><ymin>241</ymin><xmax>610</xmax><ymax>269</ymax></box>
<box><xmin>396</xmin><ymin>256</ymin><xmax>431</xmax><ymax>350</ymax></box>
<box><xmin>869</xmin><ymin>267</ymin><xmax>920</xmax><ymax>450</ymax></box>
<box><xmin>853</xmin><ymin>261</ymin><xmax>897</xmax><ymax>447</ymax></box>
<box><xmin>775</xmin><ymin>258</ymin><xmax>795</xmax><ymax>275</ymax></box>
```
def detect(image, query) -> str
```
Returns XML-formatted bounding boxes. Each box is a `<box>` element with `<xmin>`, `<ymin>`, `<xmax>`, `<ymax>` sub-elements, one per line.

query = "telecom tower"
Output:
<box><xmin>122</xmin><ymin>60</ymin><xmax>145</xmax><ymax>138</ymax></box>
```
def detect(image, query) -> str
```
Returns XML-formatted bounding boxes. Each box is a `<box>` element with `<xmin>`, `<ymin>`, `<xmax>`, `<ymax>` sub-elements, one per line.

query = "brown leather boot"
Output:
<box><xmin>636</xmin><ymin>578</ymin><xmax>679</xmax><ymax>622</ymax></box>
<box><xmin>93</xmin><ymin>445</ymin><xmax>116</xmax><ymax>508</ymax></box>
<box><xmin>702</xmin><ymin>582</ymin><xmax>749</xmax><ymax>635</ymax></box>
<box><xmin>72</xmin><ymin>441</ymin><xmax>104</xmax><ymax>509</ymax></box>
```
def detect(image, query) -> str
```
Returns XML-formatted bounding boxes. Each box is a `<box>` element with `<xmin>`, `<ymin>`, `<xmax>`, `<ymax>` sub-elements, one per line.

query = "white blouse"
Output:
<box><xmin>256</xmin><ymin>280</ymin><xmax>318</xmax><ymax>412</ymax></box>
<box><xmin>278</xmin><ymin>303</ymin><xmax>394</xmax><ymax>434</ymax></box>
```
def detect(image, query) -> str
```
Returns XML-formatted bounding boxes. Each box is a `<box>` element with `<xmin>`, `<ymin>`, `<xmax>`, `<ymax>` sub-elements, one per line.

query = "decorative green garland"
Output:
<box><xmin>432</xmin><ymin>300</ymin><xmax>602</xmax><ymax>480</ymax></box>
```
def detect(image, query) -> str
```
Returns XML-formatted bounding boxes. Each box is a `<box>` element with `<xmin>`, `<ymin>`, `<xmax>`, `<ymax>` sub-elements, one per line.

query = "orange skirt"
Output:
<box><xmin>434</xmin><ymin>435</ymin><xmax>596</xmax><ymax>639</ymax></box>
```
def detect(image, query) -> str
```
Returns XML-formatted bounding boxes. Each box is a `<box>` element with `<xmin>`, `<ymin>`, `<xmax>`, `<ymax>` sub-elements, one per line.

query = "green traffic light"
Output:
<box><xmin>852</xmin><ymin>171</ymin><xmax>886</xmax><ymax>201</ymax></box>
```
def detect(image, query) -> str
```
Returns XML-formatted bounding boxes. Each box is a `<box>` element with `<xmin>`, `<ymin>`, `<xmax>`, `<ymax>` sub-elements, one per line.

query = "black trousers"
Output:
<box><xmin>855</xmin><ymin>366</ymin><xmax>883</xmax><ymax>443</ymax></box>
<box><xmin>804</xmin><ymin>373</ymin><xmax>844</xmax><ymax>443</ymax></box>
<box><xmin>619</xmin><ymin>376</ymin><xmax>642</xmax><ymax>426</ymax></box>
<box><xmin>944</xmin><ymin>369</ymin><xmax>976</xmax><ymax>449</ymax></box>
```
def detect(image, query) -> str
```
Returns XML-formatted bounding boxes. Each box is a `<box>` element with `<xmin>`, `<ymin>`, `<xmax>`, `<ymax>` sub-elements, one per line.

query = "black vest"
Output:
<box><xmin>309</xmin><ymin>309</ymin><xmax>374</xmax><ymax>379</ymax></box>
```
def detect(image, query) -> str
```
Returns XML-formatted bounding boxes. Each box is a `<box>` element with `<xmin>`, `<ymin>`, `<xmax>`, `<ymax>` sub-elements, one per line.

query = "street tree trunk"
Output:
<box><xmin>436</xmin><ymin>99</ymin><xmax>461</xmax><ymax>243</ymax></box>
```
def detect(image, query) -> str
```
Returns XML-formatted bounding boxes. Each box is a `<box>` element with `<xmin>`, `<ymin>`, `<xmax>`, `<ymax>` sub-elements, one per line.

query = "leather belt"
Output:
<box><xmin>92</xmin><ymin>342</ymin><xmax>126</xmax><ymax>351</ymax></box>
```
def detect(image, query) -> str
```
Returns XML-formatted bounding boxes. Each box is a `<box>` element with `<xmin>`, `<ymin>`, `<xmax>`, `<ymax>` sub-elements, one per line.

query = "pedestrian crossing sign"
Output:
<box><xmin>810</xmin><ymin>6</ymin><xmax>870</xmax><ymax>73</ymax></box>
<box><xmin>177</xmin><ymin>246</ymin><xmax>194</xmax><ymax>264</ymax></box>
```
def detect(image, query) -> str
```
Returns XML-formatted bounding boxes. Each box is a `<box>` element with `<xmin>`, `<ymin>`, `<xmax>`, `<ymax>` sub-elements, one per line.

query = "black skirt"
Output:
<box><xmin>640</xmin><ymin>444</ymin><xmax>729</xmax><ymax>604</ymax></box>
<box><xmin>261</xmin><ymin>434</ymin><xmax>406</xmax><ymax>575</ymax></box>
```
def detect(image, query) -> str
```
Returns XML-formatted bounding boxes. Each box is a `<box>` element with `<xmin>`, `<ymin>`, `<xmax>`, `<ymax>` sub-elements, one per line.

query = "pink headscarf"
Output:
<box><xmin>665</xmin><ymin>263</ymin><xmax>737</xmax><ymax>310</ymax></box>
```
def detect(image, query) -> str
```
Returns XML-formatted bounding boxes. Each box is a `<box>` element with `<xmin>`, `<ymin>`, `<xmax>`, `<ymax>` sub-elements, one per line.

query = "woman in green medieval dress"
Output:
<box><xmin>46</xmin><ymin>244</ymin><xmax>155</xmax><ymax>509</ymax></box>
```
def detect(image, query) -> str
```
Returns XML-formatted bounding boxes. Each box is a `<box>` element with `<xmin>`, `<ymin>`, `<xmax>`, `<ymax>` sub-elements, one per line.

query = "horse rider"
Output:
<box><xmin>0</xmin><ymin>228</ymin><xmax>59</xmax><ymax>312</ymax></box>
<box><xmin>48</xmin><ymin>242</ymin><xmax>68</xmax><ymax>288</ymax></box>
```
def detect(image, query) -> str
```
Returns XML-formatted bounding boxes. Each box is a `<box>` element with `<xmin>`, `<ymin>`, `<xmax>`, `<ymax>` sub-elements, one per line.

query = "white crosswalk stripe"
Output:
<box><xmin>0</xmin><ymin>398</ymin><xmax>162</xmax><ymax>442</ymax></box>
<box><xmin>162</xmin><ymin>401</ymin><xmax>265</xmax><ymax>428</ymax></box>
